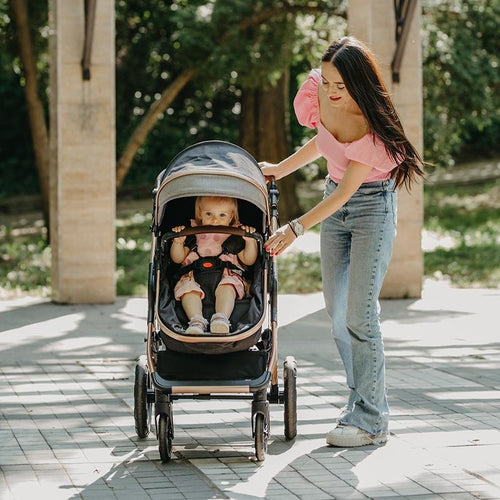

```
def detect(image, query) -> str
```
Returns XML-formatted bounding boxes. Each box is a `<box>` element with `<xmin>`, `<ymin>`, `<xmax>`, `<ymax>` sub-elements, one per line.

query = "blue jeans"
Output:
<box><xmin>320</xmin><ymin>177</ymin><xmax>397</xmax><ymax>435</ymax></box>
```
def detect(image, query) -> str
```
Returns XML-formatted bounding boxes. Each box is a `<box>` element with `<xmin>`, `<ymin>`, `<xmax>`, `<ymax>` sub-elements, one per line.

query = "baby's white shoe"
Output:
<box><xmin>185</xmin><ymin>315</ymin><xmax>209</xmax><ymax>335</ymax></box>
<box><xmin>210</xmin><ymin>313</ymin><xmax>230</xmax><ymax>334</ymax></box>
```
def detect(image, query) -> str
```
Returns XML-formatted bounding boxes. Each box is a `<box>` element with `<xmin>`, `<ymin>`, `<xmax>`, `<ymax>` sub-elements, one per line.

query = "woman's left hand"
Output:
<box><xmin>264</xmin><ymin>224</ymin><xmax>296</xmax><ymax>256</ymax></box>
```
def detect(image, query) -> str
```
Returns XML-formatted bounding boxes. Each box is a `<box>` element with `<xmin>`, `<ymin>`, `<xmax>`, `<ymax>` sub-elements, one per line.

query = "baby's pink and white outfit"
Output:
<box><xmin>174</xmin><ymin>221</ymin><xmax>247</xmax><ymax>301</ymax></box>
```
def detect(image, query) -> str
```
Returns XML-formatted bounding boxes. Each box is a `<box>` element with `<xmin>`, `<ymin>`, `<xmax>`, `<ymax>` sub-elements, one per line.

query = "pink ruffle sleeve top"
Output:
<box><xmin>293</xmin><ymin>69</ymin><xmax>400</xmax><ymax>183</ymax></box>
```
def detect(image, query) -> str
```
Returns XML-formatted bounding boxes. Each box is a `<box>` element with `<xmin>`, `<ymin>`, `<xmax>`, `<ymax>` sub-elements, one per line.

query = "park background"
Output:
<box><xmin>0</xmin><ymin>0</ymin><xmax>499</xmax><ymax>297</ymax></box>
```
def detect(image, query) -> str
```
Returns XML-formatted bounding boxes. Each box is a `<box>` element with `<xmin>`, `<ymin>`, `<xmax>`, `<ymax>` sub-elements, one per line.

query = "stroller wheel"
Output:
<box><xmin>158</xmin><ymin>413</ymin><xmax>173</xmax><ymax>463</ymax></box>
<box><xmin>254</xmin><ymin>413</ymin><xmax>268</xmax><ymax>461</ymax></box>
<box><xmin>134</xmin><ymin>355</ymin><xmax>152</xmax><ymax>438</ymax></box>
<box><xmin>283</xmin><ymin>356</ymin><xmax>297</xmax><ymax>440</ymax></box>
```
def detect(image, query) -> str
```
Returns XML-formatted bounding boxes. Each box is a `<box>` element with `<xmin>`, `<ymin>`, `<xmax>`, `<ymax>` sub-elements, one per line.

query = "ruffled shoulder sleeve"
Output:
<box><xmin>293</xmin><ymin>69</ymin><xmax>321</xmax><ymax>129</ymax></box>
<box><xmin>345</xmin><ymin>134</ymin><xmax>401</xmax><ymax>173</ymax></box>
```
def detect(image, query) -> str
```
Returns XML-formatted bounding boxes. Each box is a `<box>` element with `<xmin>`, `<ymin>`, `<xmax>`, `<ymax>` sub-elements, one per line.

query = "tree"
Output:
<box><xmin>422</xmin><ymin>0</ymin><xmax>500</xmax><ymax>166</ymax></box>
<box><xmin>8</xmin><ymin>0</ymin><xmax>500</xmax><ymax>210</ymax></box>
<box><xmin>237</xmin><ymin>5</ymin><xmax>346</xmax><ymax>220</ymax></box>
<box><xmin>115</xmin><ymin>0</ymin><xmax>346</xmax><ymax>221</ymax></box>
<box><xmin>7</xmin><ymin>0</ymin><xmax>49</xmax><ymax>222</ymax></box>
<box><xmin>2</xmin><ymin>0</ymin><xmax>344</xmax><ymax>209</ymax></box>
<box><xmin>240</xmin><ymin>72</ymin><xmax>300</xmax><ymax>220</ymax></box>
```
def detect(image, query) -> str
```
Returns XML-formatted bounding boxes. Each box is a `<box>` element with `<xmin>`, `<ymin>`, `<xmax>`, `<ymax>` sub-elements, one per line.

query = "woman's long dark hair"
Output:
<box><xmin>322</xmin><ymin>36</ymin><xmax>424</xmax><ymax>190</ymax></box>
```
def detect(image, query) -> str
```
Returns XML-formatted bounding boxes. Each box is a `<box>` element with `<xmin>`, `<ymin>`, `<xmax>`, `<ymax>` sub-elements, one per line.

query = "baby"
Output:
<box><xmin>170</xmin><ymin>196</ymin><xmax>258</xmax><ymax>335</ymax></box>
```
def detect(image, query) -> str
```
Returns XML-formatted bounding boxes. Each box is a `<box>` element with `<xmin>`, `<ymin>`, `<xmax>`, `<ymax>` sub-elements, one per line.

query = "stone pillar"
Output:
<box><xmin>348</xmin><ymin>0</ymin><xmax>424</xmax><ymax>298</ymax></box>
<box><xmin>49</xmin><ymin>0</ymin><xmax>116</xmax><ymax>303</ymax></box>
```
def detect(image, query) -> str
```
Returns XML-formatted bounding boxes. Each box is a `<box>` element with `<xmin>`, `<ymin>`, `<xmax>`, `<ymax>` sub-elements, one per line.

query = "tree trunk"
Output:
<box><xmin>10</xmin><ymin>0</ymin><xmax>50</xmax><ymax>226</ymax></box>
<box><xmin>240</xmin><ymin>71</ymin><xmax>300</xmax><ymax>223</ymax></box>
<box><xmin>116</xmin><ymin>68</ymin><xmax>195</xmax><ymax>188</ymax></box>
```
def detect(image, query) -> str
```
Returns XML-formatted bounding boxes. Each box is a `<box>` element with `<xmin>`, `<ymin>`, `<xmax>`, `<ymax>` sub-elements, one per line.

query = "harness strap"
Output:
<box><xmin>174</xmin><ymin>257</ymin><xmax>250</xmax><ymax>282</ymax></box>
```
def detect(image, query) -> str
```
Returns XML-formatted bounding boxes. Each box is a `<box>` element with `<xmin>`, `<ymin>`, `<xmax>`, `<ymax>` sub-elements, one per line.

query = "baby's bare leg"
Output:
<box><xmin>215</xmin><ymin>284</ymin><xmax>236</xmax><ymax>318</ymax></box>
<box><xmin>181</xmin><ymin>291</ymin><xmax>203</xmax><ymax>319</ymax></box>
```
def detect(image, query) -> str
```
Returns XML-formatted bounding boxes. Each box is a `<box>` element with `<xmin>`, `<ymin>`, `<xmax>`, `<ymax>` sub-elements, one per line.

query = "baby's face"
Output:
<box><xmin>198</xmin><ymin>198</ymin><xmax>234</xmax><ymax>226</ymax></box>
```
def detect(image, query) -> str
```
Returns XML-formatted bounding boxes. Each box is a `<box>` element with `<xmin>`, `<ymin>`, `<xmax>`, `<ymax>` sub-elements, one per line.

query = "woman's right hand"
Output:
<box><xmin>259</xmin><ymin>161</ymin><xmax>284</xmax><ymax>181</ymax></box>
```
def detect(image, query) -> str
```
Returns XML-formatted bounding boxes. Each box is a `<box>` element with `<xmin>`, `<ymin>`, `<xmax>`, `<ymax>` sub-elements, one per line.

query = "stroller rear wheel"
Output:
<box><xmin>158</xmin><ymin>413</ymin><xmax>173</xmax><ymax>463</ymax></box>
<box><xmin>134</xmin><ymin>355</ymin><xmax>152</xmax><ymax>438</ymax></box>
<box><xmin>283</xmin><ymin>356</ymin><xmax>297</xmax><ymax>440</ymax></box>
<box><xmin>254</xmin><ymin>413</ymin><xmax>269</xmax><ymax>461</ymax></box>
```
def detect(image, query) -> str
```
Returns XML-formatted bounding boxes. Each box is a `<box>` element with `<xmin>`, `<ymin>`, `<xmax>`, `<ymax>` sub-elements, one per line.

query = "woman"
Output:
<box><xmin>260</xmin><ymin>36</ymin><xmax>424</xmax><ymax>447</ymax></box>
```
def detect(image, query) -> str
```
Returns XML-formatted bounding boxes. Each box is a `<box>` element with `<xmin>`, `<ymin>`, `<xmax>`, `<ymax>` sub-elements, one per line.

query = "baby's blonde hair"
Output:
<box><xmin>194</xmin><ymin>196</ymin><xmax>239</xmax><ymax>225</ymax></box>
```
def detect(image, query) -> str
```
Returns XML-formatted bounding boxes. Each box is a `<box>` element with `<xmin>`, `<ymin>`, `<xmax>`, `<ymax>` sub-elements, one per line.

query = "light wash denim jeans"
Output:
<box><xmin>320</xmin><ymin>177</ymin><xmax>397</xmax><ymax>436</ymax></box>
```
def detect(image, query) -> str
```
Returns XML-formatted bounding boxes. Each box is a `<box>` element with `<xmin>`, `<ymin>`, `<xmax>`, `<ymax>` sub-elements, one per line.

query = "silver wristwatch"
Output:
<box><xmin>289</xmin><ymin>218</ymin><xmax>304</xmax><ymax>237</ymax></box>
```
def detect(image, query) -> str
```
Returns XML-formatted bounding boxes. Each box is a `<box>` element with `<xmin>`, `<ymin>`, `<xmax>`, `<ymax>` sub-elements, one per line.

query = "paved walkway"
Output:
<box><xmin>1</xmin><ymin>280</ymin><xmax>500</xmax><ymax>499</ymax></box>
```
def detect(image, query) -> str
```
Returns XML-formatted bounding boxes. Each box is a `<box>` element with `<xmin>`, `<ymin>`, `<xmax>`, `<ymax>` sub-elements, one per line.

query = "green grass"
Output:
<box><xmin>0</xmin><ymin>226</ymin><xmax>51</xmax><ymax>297</ymax></box>
<box><xmin>1</xmin><ymin>179</ymin><xmax>499</xmax><ymax>297</ymax></box>
<box><xmin>116</xmin><ymin>212</ymin><xmax>151</xmax><ymax>296</ymax></box>
<box><xmin>423</xmin><ymin>179</ymin><xmax>500</xmax><ymax>288</ymax></box>
<box><xmin>277</xmin><ymin>252</ymin><xmax>322</xmax><ymax>294</ymax></box>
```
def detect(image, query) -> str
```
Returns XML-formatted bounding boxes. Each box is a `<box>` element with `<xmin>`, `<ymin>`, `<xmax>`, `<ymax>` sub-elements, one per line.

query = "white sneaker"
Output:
<box><xmin>185</xmin><ymin>315</ymin><xmax>209</xmax><ymax>335</ymax></box>
<box><xmin>210</xmin><ymin>313</ymin><xmax>230</xmax><ymax>334</ymax></box>
<box><xmin>326</xmin><ymin>424</ymin><xmax>387</xmax><ymax>447</ymax></box>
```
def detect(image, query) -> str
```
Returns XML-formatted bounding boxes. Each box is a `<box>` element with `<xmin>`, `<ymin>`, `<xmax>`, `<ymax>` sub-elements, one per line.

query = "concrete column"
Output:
<box><xmin>49</xmin><ymin>0</ymin><xmax>116</xmax><ymax>303</ymax></box>
<box><xmin>348</xmin><ymin>0</ymin><xmax>424</xmax><ymax>298</ymax></box>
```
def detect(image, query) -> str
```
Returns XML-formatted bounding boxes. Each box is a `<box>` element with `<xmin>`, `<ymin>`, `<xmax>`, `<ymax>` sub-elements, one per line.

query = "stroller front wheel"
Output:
<box><xmin>158</xmin><ymin>413</ymin><xmax>173</xmax><ymax>463</ymax></box>
<box><xmin>283</xmin><ymin>356</ymin><xmax>297</xmax><ymax>440</ymax></box>
<box><xmin>254</xmin><ymin>413</ymin><xmax>268</xmax><ymax>461</ymax></box>
<box><xmin>134</xmin><ymin>355</ymin><xmax>152</xmax><ymax>438</ymax></box>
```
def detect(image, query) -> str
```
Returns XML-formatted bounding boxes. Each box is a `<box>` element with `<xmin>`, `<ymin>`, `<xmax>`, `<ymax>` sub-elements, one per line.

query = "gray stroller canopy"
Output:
<box><xmin>154</xmin><ymin>141</ymin><xmax>269</xmax><ymax>225</ymax></box>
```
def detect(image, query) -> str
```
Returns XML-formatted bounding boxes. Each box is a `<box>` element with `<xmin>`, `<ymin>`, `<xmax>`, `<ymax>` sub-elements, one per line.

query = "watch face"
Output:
<box><xmin>292</xmin><ymin>219</ymin><xmax>304</xmax><ymax>236</ymax></box>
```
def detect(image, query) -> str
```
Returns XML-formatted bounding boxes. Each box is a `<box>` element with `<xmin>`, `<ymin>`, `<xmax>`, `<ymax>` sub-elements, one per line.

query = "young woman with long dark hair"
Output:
<box><xmin>260</xmin><ymin>36</ymin><xmax>424</xmax><ymax>447</ymax></box>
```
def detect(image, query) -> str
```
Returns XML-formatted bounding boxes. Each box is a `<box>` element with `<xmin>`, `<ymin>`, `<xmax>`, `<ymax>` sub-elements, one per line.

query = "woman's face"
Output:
<box><xmin>320</xmin><ymin>62</ymin><xmax>357</xmax><ymax>111</ymax></box>
<box><xmin>198</xmin><ymin>197</ymin><xmax>235</xmax><ymax>226</ymax></box>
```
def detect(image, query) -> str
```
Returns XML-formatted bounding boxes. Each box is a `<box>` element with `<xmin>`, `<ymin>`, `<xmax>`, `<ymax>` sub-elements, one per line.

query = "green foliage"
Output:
<box><xmin>2</xmin><ymin>0</ymin><xmax>499</xmax><ymax>197</ymax></box>
<box><xmin>115</xmin><ymin>0</ymin><xmax>243</xmax><ymax>185</ymax></box>
<box><xmin>423</xmin><ymin>179</ymin><xmax>500</xmax><ymax>287</ymax></box>
<box><xmin>0</xmin><ymin>227</ymin><xmax>51</xmax><ymax>297</ymax></box>
<box><xmin>0</xmin><ymin>0</ymin><xmax>48</xmax><ymax>198</ymax></box>
<box><xmin>277</xmin><ymin>251</ymin><xmax>322</xmax><ymax>293</ymax></box>
<box><xmin>2</xmin><ymin>179</ymin><xmax>499</xmax><ymax>297</ymax></box>
<box><xmin>425</xmin><ymin>243</ymin><xmax>500</xmax><ymax>288</ymax></box>
<box><xmin>422</xmin><ymin>0</ymin><xmax>500</xmax><ymax>166</ymax></box>
<box><xmin>116</xmin><ymin>212</ymin><xmax>151</xmax><ymax>296</ymax></box>
<box><xmin>115</xmin><ymin>0</ymin><xmax>345</xmax><ymax>187</ymax></box>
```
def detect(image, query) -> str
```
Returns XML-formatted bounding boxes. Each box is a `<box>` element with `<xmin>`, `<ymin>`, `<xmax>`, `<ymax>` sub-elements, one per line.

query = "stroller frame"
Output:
<box><xmin>133</xmin><ymin>141</ymin><xmax>297</xmax><ymax>462</ymax></box>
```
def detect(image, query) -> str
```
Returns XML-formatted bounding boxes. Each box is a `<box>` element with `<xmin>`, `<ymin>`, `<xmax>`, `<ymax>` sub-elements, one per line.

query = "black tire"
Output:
<box><xmin>134</xmin><ymin>355</ymin><xmax>151</xmax><ymax>438</ymax></box>
<box><xmin>158</xmin><ymin>414</ymin><xmax>173</xmax><ymax>463</ymax></box>
<box><xmin>283</xmin><ymin>356</ymin><xmax>297</xmax><ymax>440</ymax></box>
<box><xmin>254</xmin><ymin>413</ymin><xmax>268</xmax><ymax>461</ymax></box>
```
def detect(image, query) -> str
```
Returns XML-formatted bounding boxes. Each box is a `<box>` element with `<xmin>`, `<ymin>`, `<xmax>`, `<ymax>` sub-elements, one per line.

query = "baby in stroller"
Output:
<box><xmin>170</xmin><ymin>195</ymin><xmax>258</xmax><ymax>335</ymax></box>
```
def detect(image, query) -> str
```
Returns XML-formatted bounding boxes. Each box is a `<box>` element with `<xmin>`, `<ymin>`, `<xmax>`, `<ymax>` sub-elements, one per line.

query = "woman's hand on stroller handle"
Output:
<box><xmin>258</xmin><ymin>161</ymin><xmax>279</xmax><ymax>183</ymax></box>
<box><xmin>264</xmin><ymin>224</ymin><xmax>296</xmax><ymax>256</ymax></box>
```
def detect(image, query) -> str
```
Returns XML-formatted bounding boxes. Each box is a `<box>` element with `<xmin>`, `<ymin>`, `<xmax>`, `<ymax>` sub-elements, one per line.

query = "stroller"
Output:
<box><xmin>133</xmin><ymin>140</ymin><xmax>297</xmax><ymax>462</ymax></box>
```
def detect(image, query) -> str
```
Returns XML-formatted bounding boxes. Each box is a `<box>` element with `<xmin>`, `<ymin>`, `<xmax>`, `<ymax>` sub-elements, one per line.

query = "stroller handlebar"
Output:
<box><xmin>163</xmin><ymin>225</ymin><xmax>264</xmax><ymax>244</ymax></box>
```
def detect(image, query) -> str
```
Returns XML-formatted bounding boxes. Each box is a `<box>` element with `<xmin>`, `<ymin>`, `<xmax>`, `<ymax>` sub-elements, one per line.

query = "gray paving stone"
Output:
<box><xmin>1</xmin><ymin>285</ymin><xmax>500</xmax><ymax>499</ymax></box>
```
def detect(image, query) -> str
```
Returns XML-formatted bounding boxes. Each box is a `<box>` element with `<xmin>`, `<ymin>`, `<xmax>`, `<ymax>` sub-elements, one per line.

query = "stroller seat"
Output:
<box><xmin>157</xmin><ymin>224</ymin><xmax>265</xmax><ymax>354</ymax></box>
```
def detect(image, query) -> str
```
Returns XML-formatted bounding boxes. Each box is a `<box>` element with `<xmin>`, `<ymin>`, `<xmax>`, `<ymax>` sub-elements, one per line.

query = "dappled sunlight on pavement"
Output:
<box><xmin>1</xmin><ymin>281</ymin><xmax>500</xmax><ymax>499</ymax></box>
